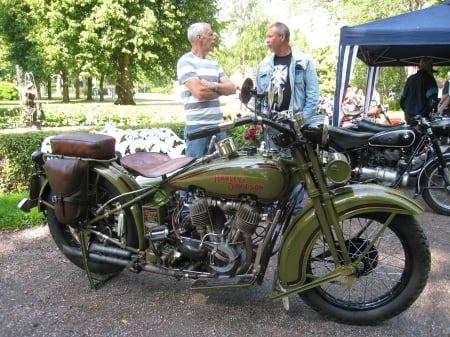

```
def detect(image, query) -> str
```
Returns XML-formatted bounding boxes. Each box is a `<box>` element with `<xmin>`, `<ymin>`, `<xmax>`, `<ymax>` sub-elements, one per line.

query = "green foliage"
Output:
<box><xmin>227</xmin><ymin>125</ymin><xmax>248</xmax><ymax>148</ymax></box>
<box><xmin>214</xmin><ymin>0</ymin><xmax>269</xmax><ymax>76</ymax></box>
<box><xmin>0</xmin><ymin>192</ymin><xmax>44</xmax><ymax>231</ymax></box>
<box><xmin>0</xmin><ymin>106</ymin><xmax>20</xmax><ymax>117</ymax></box>
<box><xmin>40</xmin><ymin>102</ymin><xmax>185</xmax><ymax>128</ymax></box>
<box><xmin>0</xmin><ymin>35</ymin><xmax>14</xmax><ymax>81</ymax></box>
<box><xmin>385</xmin><ymin>98</ymin><xmax>401</xmax><ymax>111</ymax></box>
<box><xmin>0</xmin><ymin>131</ymin><xmax>53</xmax><ymax>192</ymax></box>
<box><xmin>0</xmin><ymin>82</ymin><xmax>18</xmax><ymax>100</ymax></box>
<box><xmin>0</xmin><ymin>106</ymin><xmax>21</xmax><ymax>129</ymax></box>
<box><xmin>1</xmin><ymin>0</ymin><xmax>220</xmax><ymax>105</ymax></box>
<box><xmin>312</xmin><ymin>46</ymin><xmax>338</xmax><ymax>96</ymax></box>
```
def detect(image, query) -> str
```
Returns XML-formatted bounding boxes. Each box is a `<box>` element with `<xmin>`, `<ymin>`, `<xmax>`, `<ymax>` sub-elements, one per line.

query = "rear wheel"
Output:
<box><xmin>47</xmin><ymin>177</ymin><xmax>138</xmax><ymax>275</ymax></box>
<box><xmin>421</xmin><ymin>157</ymin><xmax>450</xmax><ymax>215</ymax></box>
<box><xmin>299</xmin><ymin>213</ymin><xmax>430</xmax><ymax>325</ymax></box>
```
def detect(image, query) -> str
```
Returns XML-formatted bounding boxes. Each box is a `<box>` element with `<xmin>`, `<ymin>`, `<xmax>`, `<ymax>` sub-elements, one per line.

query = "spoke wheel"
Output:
<box><xmin>421</xmin><ymin>157</ymin><xmax>450</xmax><ymax>215</ymax></box>
<box><xmin>299</xmin><ymin>213</ymin><xmax>430</xmax><ymax>325</ymax></box>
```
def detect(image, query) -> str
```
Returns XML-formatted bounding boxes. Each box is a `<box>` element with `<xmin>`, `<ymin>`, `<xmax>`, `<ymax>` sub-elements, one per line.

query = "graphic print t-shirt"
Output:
<box><xmin>271</xmin><ymin>54</ymin><xmax>291</xmax><ymax>111</ymax></box>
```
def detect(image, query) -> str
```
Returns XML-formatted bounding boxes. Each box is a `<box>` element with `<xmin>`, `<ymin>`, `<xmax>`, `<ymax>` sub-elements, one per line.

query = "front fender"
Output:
<box><xmin>277</xmin><ymin>184</ymin><xmax>423</xmax><ymax>289</ymax></box>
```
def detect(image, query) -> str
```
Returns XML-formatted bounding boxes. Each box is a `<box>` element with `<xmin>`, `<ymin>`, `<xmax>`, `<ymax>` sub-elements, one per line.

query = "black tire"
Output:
<box><xmin>421</xmin><ymin>157</ymin><xmax>450</xmax><ymax>215</ymax></box>
<box><xmin>299</xmin><ymin>213</ymin><xmax>430</xmax><ymax>325</ymax></box>
<box><xmin>47</xmin><ymin>177</ymin><xmax>138</xmax><ymax>275</ymax></box>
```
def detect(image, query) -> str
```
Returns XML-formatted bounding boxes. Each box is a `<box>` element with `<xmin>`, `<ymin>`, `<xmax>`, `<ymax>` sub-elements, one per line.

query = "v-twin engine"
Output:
<box><xmin>145</xmin><ymin>194</ymin><xmax>264</xmax><ymax>276</ymax></box>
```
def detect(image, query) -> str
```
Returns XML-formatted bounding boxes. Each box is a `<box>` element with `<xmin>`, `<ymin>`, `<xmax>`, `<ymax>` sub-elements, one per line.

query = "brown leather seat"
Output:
<box><xmin>121</xmin><ymin>152</ymin><xmax>195</xmax><ymax>178</ymax></box>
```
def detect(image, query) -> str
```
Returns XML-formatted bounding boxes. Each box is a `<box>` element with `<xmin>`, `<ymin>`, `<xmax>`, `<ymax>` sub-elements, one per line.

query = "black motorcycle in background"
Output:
<box><xmin>326</xmin><ymin>114</ymin><xmax>450</xmax><ymax>215</ymax></box>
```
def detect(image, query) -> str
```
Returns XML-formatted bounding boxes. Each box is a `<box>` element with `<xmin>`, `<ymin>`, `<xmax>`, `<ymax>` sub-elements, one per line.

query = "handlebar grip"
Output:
<box><xmin>187</xmin><ymin>125</ymin><xmax>221</xmax><ymax>140</ymax></box>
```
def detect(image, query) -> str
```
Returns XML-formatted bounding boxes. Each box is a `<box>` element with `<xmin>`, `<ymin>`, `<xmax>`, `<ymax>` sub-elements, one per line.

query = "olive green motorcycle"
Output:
<box><xmin>18</xmin><ymin>84</ymin><xmax>430</xmax><ymax>325</ymax></box>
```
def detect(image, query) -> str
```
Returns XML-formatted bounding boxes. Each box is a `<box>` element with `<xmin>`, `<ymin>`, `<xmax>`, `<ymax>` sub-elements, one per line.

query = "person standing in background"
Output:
<box><xmin>400</xmin><ymin>57</ymin><xmax>438</xmax><ymax>124</ymax></box>
<box><xmin>438</xmin><ymin>71</ymin><xmax>450</xmax><ymax>114</ymax></box>
<box><xmin>437</xmin><ymin>77</ymin><xmax>444</xmax><ymax>100</ymax></box>
<box><xmin>177</xmin><ymin>22</ymin><xmax>236</xmax><ymax>158</ymax></box>
<box><xmin>437</xmin><ymin>74</ymin><xmax>450</xmax><ymax>145</ymax></box>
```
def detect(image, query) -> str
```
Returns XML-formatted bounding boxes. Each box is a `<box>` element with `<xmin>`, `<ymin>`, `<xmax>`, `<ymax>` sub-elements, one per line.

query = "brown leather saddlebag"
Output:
<box><xmin>44</xmin><ymin>158</ymin><xmax>88</xmax><ymax>226</ymax></box>
<box><xmin>50</xmin><ymin>133</ymin><xmax>116</xmax><ymax>159</ymax></box>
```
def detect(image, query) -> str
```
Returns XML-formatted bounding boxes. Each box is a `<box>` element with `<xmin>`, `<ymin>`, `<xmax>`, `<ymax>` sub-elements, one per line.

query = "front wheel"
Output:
<box><xmin>421</xmin><ymin>156</ymin><xmax>450</xmax><ymax>215</ymax></box>
<box><xmin>47</xmin><ymin>177</ymin><xmax>138</xmax><ymax>275</ymax></box>
<box><xmin>299</xmin><ymin>213</ymin><xmax>430</xmax><ymax>325</ymax></box>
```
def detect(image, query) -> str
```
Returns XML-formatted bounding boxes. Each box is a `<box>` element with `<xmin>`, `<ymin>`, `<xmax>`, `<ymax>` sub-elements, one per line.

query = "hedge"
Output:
<box><xmin>0</xmin><ymin>122</ymin><xmax>185</xmax><ymax>193</ymax></box>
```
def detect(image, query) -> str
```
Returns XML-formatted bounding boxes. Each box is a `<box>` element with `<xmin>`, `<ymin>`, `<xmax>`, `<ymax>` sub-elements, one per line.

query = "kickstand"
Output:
<box><xmin>79</xmin><ymin>232</ymin><xmax>97</xmax><ymax>289</ymax></box>
<box><xmin>79</xmin><ymin>232</ymin><xmax>119</xmax><ymax>289</ymax></box>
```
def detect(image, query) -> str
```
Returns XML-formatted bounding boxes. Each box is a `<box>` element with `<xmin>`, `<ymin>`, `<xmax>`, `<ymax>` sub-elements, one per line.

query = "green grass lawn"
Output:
<box><xmin>0</xmin><ymin>192</ymin><xmax>44</xmax><ymax>231</ymax></box>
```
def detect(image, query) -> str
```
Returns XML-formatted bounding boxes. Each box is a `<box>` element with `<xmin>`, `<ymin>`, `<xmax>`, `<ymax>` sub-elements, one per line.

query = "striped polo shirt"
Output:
<box><xmin>177</xmin><ymin>52</ymin><xmax>225</xmax><ymax>125</ymax></box>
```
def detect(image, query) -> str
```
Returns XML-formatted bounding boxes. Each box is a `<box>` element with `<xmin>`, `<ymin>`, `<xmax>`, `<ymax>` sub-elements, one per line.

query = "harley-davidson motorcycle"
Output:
<box><xmin>18</xmin><ymin>81</ymin><xmax>431</xmax><ymax>325</ymax></box>
<box><xmin>327</xmin><ymin>115</ymin><xmax>450</xmax><ymax>215</ymax></box>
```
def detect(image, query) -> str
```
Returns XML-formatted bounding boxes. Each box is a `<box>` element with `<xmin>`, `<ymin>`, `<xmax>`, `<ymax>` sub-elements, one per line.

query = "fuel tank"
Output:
<box><xmin>167</xmin><ymin>153</ymin><xmax>287</xmax><ymax>202</ymax></box>
<box><xmin>368</xmin><ymin>129</ymin><xmax>416</xmax><ymax>148</ymax></box>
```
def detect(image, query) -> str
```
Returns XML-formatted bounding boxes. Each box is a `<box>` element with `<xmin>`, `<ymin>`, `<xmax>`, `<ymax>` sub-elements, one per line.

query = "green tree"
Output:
<box><xmin>0</xmin><ymin>0</ymin><xmax>219</xmax><ymax>105</ymax></box>
<box><xmin>214</xmin><ymin>0</ymin><xmax>269</xmax><ymax>78</ymax></box>
<box><xmin>82</xmin><ymin>0</ymin><xmax>220</xmax><ymax>105</ymax></box>
<box><xmin>312</xmin><ymin>45</ymin><xmax>338</xmax><ymax>96</ymax></box>
<box><xmin>0</xmin><ymin>34</ymin><xmax>12</xmax><ymax>81</ymax></box>
<box><xmin>0</xmin><ymin>1</ymin><xmax>48</xmax><ymax>86</ymax></box>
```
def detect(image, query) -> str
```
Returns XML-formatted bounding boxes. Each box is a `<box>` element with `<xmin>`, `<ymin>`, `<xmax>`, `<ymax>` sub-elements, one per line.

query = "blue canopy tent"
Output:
<box><xmin>333</xmin><ymin>2</ymin><xmax>450</xmax><ymax>126</ymax></box>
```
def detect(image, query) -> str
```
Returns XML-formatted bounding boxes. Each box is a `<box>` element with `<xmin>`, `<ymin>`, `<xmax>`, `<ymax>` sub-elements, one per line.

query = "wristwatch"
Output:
<box><xmin>213</xmin><ymin>82</ymin><xmax>219</xmax><ymax>92</ymax></box>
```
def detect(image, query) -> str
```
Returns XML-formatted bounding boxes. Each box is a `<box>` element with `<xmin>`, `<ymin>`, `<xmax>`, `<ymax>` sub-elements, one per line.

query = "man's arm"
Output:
<box><xmin>302</xmin><ymin>58</ymin><xmax>319</xmax><ymax>120</ymax></box>
<box><xmin>184</xmin><ymin>77</ymin><xmax>236</xmax><ymax>101</ymax></box>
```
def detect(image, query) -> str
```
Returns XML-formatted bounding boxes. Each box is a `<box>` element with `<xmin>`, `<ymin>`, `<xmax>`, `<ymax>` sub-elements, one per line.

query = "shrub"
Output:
<box><xmin>0</xmin><ymin>131</ymin><xmax>53</xmax><ymax>192</ymax></box>
<box><xmin>385</xmin><ymin>98</ymin><xmax>400</xmax><ymax>111</ymax></box>
<box><xmin>0</xmin><ymin>81</ymin><xmax>18</xmax><ymax>100</ymax></box>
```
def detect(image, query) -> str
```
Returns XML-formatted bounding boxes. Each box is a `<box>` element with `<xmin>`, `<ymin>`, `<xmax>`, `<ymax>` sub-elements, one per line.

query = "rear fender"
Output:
<box><xmin>277</xmin><ymin>184</ymin><xmax>423</xmax><ymax>289</ymax></box>
<box><xmin>90</xmin><ymin>163</ymin><xmax>147</xmax><ymax>250</ymax></box>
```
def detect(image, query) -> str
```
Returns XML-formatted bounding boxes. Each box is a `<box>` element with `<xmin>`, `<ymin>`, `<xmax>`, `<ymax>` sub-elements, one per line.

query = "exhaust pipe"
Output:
<box><xmin>62</xmin><ymin>243</ymin><xmax>131</xmax><ymax>267</ymax></box>
<box><xmin>62</xmin><ymin>243</ymin><xmax>214</xmax><ymax>279</ymax></box>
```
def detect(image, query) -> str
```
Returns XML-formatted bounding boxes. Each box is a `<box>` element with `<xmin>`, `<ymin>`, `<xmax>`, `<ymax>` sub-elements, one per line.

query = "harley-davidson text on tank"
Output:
<box><xmin>213</xmin><ymin>175</ymin><xmax>265</xmax><ymax>192</ymax></box>
<box><xmin>167</xmin><ymin>156</ymin><xmax>286</xmax><ymax>201</ymax></box>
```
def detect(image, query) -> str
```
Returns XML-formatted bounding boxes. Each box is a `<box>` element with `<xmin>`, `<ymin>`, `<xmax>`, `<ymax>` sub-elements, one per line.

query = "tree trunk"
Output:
<box><xmin>99</xmin><ymin>73</ymin><xmax>105</xmax><ymax>102</ymax></box>
<box><xmin>86</xmin><ymin>77</ymin><xmax>93</xmax><ymax>101</ymax></box>
<box><xmin>47</xmin><ymin>77</ymin><xmax>52</xmax><ymax>99</ymax></box>
<box><xmin>75</xmin><ymin>81</ymin><xmax>80</xmax><ymax>99</ymax></box>
<box><xmin>61</xmin><ymin>70</ymin><xmax>70</xmax><ymax>103</ymax></box>
<box><xmin>114</xmin><ymin>52</ymin><xmax>135</xmax><ymax>105</ymax></box>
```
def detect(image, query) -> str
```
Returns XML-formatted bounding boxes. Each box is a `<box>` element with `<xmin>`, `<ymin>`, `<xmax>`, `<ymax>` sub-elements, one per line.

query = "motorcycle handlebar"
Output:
<box><xmin>187</xmin><ymin>115</ymin><xmax>295</xmax><ymax>140</ymax></box>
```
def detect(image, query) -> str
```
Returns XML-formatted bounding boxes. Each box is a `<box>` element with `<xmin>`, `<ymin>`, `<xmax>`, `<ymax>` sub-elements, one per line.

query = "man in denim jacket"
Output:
<box><xmin>256</xmin><ymin>22</ymin><xmax>319</xmax><ymax>126</ymax></box>
<box><xmin>256</xmin><ymin>22</ymin><xmax>319</xmax><ymax>214</ymax></box>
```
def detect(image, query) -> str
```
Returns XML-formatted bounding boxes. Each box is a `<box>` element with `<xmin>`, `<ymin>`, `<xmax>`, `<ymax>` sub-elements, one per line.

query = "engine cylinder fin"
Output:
<box><xmin>235</xmin><ymin>203</ymin><xmax>260</xmax><ymax>235</ymax></box>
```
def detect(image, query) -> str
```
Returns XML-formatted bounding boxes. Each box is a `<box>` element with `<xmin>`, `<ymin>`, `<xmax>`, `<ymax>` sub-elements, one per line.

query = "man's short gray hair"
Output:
<box><xmin>187</xmin><ymin>22</ymin><xmax>209</xmax><ymax>44</ymax></box>
<box><xmin>268</xmin><ymin>22</ymin><xmax>290</xmax><ymax>42</ymax></box>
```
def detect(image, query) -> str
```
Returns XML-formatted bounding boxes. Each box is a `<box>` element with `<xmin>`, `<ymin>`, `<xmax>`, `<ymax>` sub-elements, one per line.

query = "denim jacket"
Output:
<box><xmin>256</xmin><ymin>49</ymin><xmax>319</xmax><ymax>121</ymax></box>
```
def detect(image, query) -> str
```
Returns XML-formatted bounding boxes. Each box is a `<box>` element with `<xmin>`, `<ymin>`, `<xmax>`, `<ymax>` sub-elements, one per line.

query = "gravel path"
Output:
<box><xmin>1</xmin><ymin>196</ymin><xmax>449</xmax><ymax>337</ymax></box>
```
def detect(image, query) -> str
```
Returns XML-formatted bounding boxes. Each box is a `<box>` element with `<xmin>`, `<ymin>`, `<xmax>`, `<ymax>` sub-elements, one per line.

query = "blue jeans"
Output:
<box><xmin>290</xmin><ymin>184</ymin><xmax>305</xmax><ymax>215</ymax></box>
<box><xmin>184</xmin><ymin>124</ymin><xmax>226</xmax><ymax>158</ymax></box>
<box><xmin>262</xmin><ymin>127</ymin><xmax>305</xmax><ymax>214</ymax></box>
